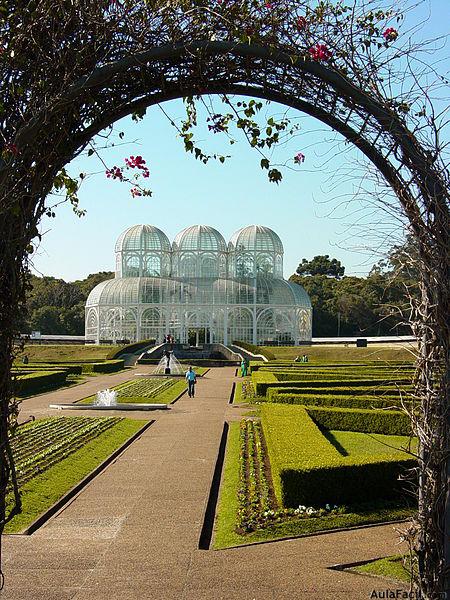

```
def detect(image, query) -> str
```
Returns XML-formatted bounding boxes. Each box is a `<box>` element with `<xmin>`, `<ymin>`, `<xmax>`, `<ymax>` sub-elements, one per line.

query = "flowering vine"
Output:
<box><xmin>105</xmin><ymin>155</ymin><xmax>151</xmax><ymax>197</ymax></box>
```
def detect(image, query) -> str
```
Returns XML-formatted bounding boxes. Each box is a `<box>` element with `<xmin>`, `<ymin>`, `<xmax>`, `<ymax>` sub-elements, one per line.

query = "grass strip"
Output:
<box><xmin>352</xmin><ymin>555</ymin><xmax>412</xmax><ymax>583</ymax></box>
<box><xmin>213</xmin><ymin>422</ymin><xmax>242</xmax><ymax>549</ymax></box>
<box><xmin>5</xmin><ymin>418</ymin><xmax>146</xmax><ymax>533</ymax></box>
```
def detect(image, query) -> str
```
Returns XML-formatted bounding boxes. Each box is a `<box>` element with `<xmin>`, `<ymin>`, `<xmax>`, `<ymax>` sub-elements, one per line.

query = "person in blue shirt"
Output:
<box><xmin>185</xmin><ymin>366</ymin><xmax>197</xmax><ymax>398</ymax></box>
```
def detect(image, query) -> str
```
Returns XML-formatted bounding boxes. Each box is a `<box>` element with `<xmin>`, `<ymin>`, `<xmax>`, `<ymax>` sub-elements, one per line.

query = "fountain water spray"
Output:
<box><xmin>153</xmin><ymin>351</ymin><xmax>183</xmax><ymax>375</ymax></box>
<box><xmin>95</xmin><ymin>389</ymin><xmax>118</xmax><ymax>406</ymax></box>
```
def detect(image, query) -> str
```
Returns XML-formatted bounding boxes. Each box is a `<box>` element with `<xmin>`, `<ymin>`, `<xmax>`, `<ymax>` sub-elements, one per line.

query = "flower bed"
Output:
<box><xmin>9</xmin><ymin>416</ymin><xmax>121</xmax><ymax>491</ymax></box>
<box><xmin>77</xmin><ymin>376</ymin><xmax>190</xmax><ymax>405</ymax></box>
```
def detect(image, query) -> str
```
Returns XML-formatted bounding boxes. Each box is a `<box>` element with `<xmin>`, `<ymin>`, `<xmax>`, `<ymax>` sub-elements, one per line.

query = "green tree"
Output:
<box><xmin>296</xmin><ymin>255</ymin><xmax>345</xmax><ymax>279</ymax></box>
<box><xmin>23</xmin><ymin>271</ymin><xmax>113</xmax><ymax>335</ymax></box>
<box><xmin>29</xmin><ymin>306</ymin><xmax>64</xmax><ymax>335</ymax></box>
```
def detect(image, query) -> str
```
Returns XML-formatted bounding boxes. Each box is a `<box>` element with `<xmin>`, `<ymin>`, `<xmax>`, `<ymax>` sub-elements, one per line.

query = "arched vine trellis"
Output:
<box><xmin>0</xmin><ymin>3</ymin><xmax>448</xmax><ymax>597</ymax></box>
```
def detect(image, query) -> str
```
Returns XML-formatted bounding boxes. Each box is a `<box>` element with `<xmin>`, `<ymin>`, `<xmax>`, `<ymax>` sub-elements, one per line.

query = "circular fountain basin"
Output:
<box><xmin>49</xmin><ymin>403</ymin><xmax>169</xmax><ymax>411</ymax></box>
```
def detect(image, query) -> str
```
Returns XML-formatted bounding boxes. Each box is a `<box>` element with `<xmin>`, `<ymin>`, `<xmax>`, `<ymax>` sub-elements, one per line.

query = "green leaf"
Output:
<box><xmin>268</xmin><ymin>168</ymin><xmax>283</xmax><ymax>184</ymax></box>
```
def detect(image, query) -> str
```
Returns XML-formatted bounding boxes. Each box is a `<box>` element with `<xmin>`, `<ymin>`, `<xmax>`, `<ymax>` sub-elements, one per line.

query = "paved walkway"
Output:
<box><xmin>3</xmin><ymin>368</ymin><xmax>407</xmax><ymax>599</ymax></box>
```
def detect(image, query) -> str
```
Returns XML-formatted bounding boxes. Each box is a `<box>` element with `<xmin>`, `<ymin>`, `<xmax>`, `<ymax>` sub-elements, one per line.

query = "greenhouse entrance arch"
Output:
<box><xmin>1</xmin><ymin>33</ymin><xmax>448</xmax><ymax>599</ymax></box>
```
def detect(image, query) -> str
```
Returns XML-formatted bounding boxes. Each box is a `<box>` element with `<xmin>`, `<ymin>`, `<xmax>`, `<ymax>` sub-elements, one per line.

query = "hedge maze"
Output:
<box><xmin>223</xmin><ymin>357</ymin><xmax>417</xmax><ymax>544</ymax></box>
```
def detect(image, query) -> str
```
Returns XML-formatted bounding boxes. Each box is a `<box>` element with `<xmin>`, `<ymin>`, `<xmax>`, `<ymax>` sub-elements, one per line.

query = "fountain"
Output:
<box><xmin>48</xmin><ymin>385</ymin><xmax>169</xmax><ymax>411</ymax></box>
<box><xmin>153</xmin><ymin>350</ymin><xmax>184</xmax><ymax>376</ymax></box>
<box><xmin>95</xmin><ymin>389</ymin><xmax>117</xmax><ymax>406</ymax></box>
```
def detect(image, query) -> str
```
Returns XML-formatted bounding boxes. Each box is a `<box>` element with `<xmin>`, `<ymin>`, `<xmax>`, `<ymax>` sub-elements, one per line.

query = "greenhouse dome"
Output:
<box><xmin>172</xmin><ymin>225</ymin><xmax>227</xmax><ymax>278</ymax></box>
<box><xmin>228</xmin><ymin>225</ymin><xmax>284</xmax><ymax>278</ymax></box>
<box><xmin>86</xmin><ymin>224</ymin><xmax>312</xmax><ymax>345</ymax></box>
<box><xmin>115</xmin><ymin>224</ymin><xmax>171</xmax><ymax>278</ymax></box>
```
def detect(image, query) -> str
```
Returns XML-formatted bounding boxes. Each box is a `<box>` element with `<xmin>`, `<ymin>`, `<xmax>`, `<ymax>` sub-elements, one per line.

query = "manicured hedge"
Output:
<box><xmin>307</xmin><ymin>406</ymin><xmax>411</xmax><ymax>436</ymax></box>
<box><xmin>14</xmin><ymin>363</ymin><xmax>83</xmax><ymax>375</ymax></box>
<box><xmin>13</xmin><ymin>359</ymin><xmax>125</xmax><ymax>374</ymax></box>
<box><xmin>261</xmin><ymin>405</ymin><xmax>337</xmax><ymax>505</ymax></box>
<box><xmin>80</xmin><ymin>359</ymin><xmax>125</xmax><ymax>373</ymax></box>
<box><xmin>261</xmin><ymin>404</ymin><xmax>415</xmax><ymax>508</ymax></box>
<box><xmin>267</xmin><ymin>390</ymin><xmax>406</xmax><ymax>410</ymax></box>
<box><xmin>14</xmin><ymin>370</ymin><xmax>68</xmax><ymax>396</ymax></box>
<box><xmin>272</xmin><ymin>375</ymin><xmax>412</xmax><ymax>387</ymax></box>
<box><xmin>266</xmin><ymin>385</ymin><xmax>410</xmax><ymax>397</ymax></box>
<box><xmin>253</xmin><ymin>377</ymin><xmax>412</xmax><ymax>397</ymax></box>
<box><xmin>106</xmin><ymin>339</ymin><xmax>156</xmax><ymax>360</ymax></box>
<box><xmin>274</xmin><ymin>371</ymin><xmax>410</xmax><ymax>383</ymax></box>
<box><xmin>281</xmin><ymin>458</ymin><xmax>416</xmax><ymax>507</ymax></box>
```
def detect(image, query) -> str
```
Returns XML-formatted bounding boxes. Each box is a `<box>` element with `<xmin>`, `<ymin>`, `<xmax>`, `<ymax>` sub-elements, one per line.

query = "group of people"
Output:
<box><xmin>295</xmin><ymin>354</ymin><xmax>309</xmax><ymax>363</ymax></box>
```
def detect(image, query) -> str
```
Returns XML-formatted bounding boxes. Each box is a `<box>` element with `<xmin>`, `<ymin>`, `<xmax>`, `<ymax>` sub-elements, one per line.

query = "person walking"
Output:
<box><xmin>185</xmin><ymin>366</ymin><xmax>197</xmax><ymax>398</ymax></box>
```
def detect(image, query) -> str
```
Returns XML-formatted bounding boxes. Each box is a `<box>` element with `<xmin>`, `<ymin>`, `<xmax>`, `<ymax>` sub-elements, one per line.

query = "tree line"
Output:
<box><xmin>22</xmin><ymin>272</ymin><xmax>113</xmax><ymax>336</ymax></box>
<box><xmin>290</xmin><ymin>239</ymin><xmax>418</xmax><ymax>337</ymax></box>
<box><xmin>23</xmin><ymin>238</ymin><xmax>417</xmax><ymax>338</ymax></box>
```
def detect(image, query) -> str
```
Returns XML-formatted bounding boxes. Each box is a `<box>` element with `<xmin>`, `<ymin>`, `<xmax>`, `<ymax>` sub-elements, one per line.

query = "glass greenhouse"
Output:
<box><xmin>85</xmin><ymin>224</ymin><xmax>312</xmax><ymax>345</ymax></box>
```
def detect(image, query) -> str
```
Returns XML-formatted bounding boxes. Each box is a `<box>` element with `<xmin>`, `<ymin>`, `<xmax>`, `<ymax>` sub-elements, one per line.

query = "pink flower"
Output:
<box><xmin>296</xmin><ymin>16</ymin><xmax>307</xmax><ymax>30</ymax></box>
<box><xmin>124</xmin><ymin>155</ymin><xmax>150</xmax><ymax>178</ymax></box>
<box><xmin>105</xmin><ymin>166</ymin><xmax>124</xmax><ymax>180</ymax></box>
<box><xmin>308</xmin><ymin>44</ymin><xmax>332</xmax><ymax>61</ymax></box>
<box><xmin>265</xmin><ymin>0</ymin><xmax>272</xmax><ymax>7</ymax></box>
<box><xmin>383</xmin><ymin>27</ymin><xmax>398</xmax><ymax>42</ymax></box>
<box><xmin>130</xmin><ymin>187</ymin><xmax>142</xmax><ymax>198</ymax></box>
<box><xmin>294</xmin><ymin>152</ymin><xmax>305</xmax><ymax>164</ymax></box>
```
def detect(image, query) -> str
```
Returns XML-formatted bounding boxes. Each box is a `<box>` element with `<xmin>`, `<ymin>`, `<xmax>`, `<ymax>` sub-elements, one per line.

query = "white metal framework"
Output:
<box><xmin>86</xmin><ymin>224</ymin><xmax>312</xmax><ymax>345</ymax></box>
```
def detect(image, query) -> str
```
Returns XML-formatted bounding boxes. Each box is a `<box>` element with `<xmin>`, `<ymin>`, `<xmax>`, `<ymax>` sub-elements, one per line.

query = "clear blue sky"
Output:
<box><xmin>31</xmin><ymin>1</ymin><xmax>449</xmax><ymax>282</ymax></box>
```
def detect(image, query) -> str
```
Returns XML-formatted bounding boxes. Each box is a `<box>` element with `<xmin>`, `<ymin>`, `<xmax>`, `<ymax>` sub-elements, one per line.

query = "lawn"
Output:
<box><xmin>15</xmin><ymin>344</ymin><xmax>117</xmax><ymax>363</ymax></box>
<box><xmin>260</xmin><ymin>344</ymin><xmax>416</xmax><ymax>363</ymax></box>
<box><xmin>5</xmin><ymin>416</ymin><xmax>147</xmax><ymax>533</ymax></box>
<box><xmin>326</xmin><ymin>430</ymin><xmax>417</xmax><ymax>458</ymax></box>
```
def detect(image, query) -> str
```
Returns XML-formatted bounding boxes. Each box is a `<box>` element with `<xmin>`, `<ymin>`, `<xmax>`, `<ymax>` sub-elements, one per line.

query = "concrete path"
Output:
<box><xmin>2</xmin><ymin>368</ymin><xmax>407</xmax><ymax>599</ymax></box>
